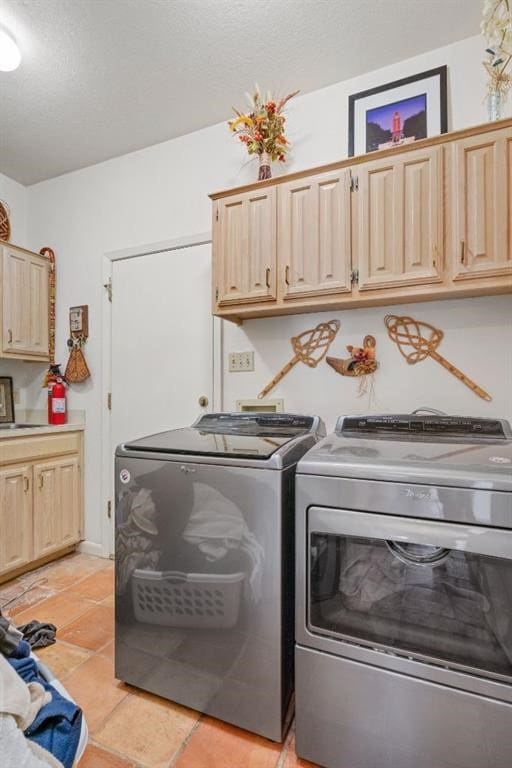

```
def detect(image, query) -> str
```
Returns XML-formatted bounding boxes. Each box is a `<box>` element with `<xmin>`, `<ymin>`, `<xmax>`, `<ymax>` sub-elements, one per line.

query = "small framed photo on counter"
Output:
<box><xmin>348</xmin><ymin>66</ymin><xmax>448</xmax><ymax>157</ymax></box>
<box><xmin>0</xmin><ymin>376</ymin><xmax>14</xmax><ymax>423</ymax></box>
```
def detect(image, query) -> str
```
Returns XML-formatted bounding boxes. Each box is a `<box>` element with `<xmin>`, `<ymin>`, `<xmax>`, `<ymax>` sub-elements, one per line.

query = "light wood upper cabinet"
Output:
<box><xmin>0</xmin><ymin>465</ymin><xmax>32</xmax><ymax>577</ymax></box>
<box><xmin>209</xmin><ymin>119</ymin><xmax>512</xmax><ymax>322</ymax></box>
<box><xmin>278</xmin><ymin>170</ymin><xmax>352</xmax><ymax>299</ymax></box>
<box><xmin>355</xmin><ymin>146</ymin><xmax>443</xmax><ymax>291</ymax></box>
<box><xmin>28</xmin><ymin>256</ymin><xmax>50</xmax><ymax>354</ymax></box>
<box><xmin>33</xmin><ymin>456</ymin><xmax>81</xmax><ymax>560</ymax></box>
<box><xmin>2</xmin><ymin>248</ymin><xmax>29</xmax><ymax>353</ymax></box>
<box><xmin>1</xmin><ymin>244</ymin><xmax>50</xmax><ymax>360</ymax></box>
<box><xmin>451</xmin><ymin>127</ymin><xmax>512</xmax><ymax>280</ymax></box>
<box><xmin>214</xmin><ymin>188</ymin><xmax>276</xmax><ymax>305</ymax></box>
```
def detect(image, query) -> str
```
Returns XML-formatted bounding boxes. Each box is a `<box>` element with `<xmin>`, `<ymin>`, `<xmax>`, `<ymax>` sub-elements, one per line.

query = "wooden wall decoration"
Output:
<box><xmin>65</xmin><ymin>305</ymin><xmax>91</xmax><ymax>383</ymax></box>
<box><xmin>258</xmin><ymin>319</ymin><xmax>340</xmax><ymax>399</ymax></box>
<box><xmin>0</xmin><ymin>201</ymin><xmax>11</xmax><ymax>242</ymax></box>
<box><xmin>39</xmin><ymin>247</ymin><xmax>56</xmax><ymax>387</ymax></box>
<box><xmin>327</xmin><ymin>335</ymin><xmax>378</xmax><ymax>377</ymax></box>
<box><xmin>384</xmin><ymin>314</ymin><xmax>492</xmax><ymax>401</ymax></box>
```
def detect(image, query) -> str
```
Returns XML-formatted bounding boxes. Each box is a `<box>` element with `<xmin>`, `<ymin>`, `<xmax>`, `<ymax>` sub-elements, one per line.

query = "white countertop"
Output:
<box><xmin>0</xmin><ymin>422</ymin><xmax>85</xmax><ymax>439</ymax></box>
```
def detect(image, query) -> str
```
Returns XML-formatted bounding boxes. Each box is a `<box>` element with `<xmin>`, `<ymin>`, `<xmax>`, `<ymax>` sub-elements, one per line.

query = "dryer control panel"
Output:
<box><xmin>338</xmin><ymin>414</ymin><xmax>512</xmax><ymax>439</ymax></box>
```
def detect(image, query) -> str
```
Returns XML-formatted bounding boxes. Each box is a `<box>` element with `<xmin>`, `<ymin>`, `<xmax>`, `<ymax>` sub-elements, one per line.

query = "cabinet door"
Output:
<box><xmin>27</xmin><ymin>255</ymin><xmax>50</xmax><ymax>355</ymax></box>
<box><xmin>355</xmin><ymin>147</ymin><xmax>443</xmax><ymax>291</ymax></box>
<box><xmin>215</xmin><ymin>188</ymin><xmax>276</xmax><ymax>305</ymax></box>
<box><xmin>0</xmin><ymin>465</ymin><xmax>32</xmax><ymax>576</ymax></box>
<box><xmin>278</xmin><ymin>170</ymin><xmax>352</xmax><ymax>299</ymax></box>
<box><xmin>33</xmin><ymin>457</ymin><xmax>81</xmax><ymax>559</ymax></box>
<box><xmin>2</xmin><ymin>247</ymin><xmax>49</xmax><ymax>357</ymax></box>
<box><xmin>58</xmin><ymin>457</ymin><xmax>81</xmax><ymax>548</ymax></box>
<box><xmin>451</xmin><ymin>127</ymin><xmax>512</xmax><ymax>280</ymax></box>
<box><xmin>2</xmin><ymin>247</ymin><xmax>29</xmax><ymax>353</ymax></box>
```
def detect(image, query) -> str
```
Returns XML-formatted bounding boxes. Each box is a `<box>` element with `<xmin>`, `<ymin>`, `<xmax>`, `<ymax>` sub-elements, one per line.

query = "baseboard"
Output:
<box><xmin>78</xmin><ymin>540</ymin><xmax>104</xmax><ymax>558</ymax></box>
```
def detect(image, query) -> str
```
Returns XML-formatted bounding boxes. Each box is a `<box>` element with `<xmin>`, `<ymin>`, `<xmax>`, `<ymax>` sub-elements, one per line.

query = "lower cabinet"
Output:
<box><xmin>0</xmin><ymin>431</ymin><xmax>83</xmax><ymax>580</ymax></box>
<box><xmin>0</xmin><ymin>465</ymin><xmax>32</xmax><ymax>576</ymax></box>
<box><xmin>33</xmin><ymin>457</ymin><xmax>80</xmax><ymax>559</ymax></box>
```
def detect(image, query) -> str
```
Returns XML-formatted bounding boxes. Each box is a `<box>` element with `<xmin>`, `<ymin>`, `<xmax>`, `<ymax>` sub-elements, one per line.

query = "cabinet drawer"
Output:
<box><xmin>0</xmin><ymin>432</ymin><xmax>82</xmax><ymax>466</ymax></box>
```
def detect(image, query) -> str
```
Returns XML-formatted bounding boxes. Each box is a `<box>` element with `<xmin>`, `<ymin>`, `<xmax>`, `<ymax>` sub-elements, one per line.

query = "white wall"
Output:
<box><xmin>0</xmin><ymin>171</ymin><xmax>28</xmax><ymax>246</ymax></box>
<box><xmin>0</xmin><ymin>172</ymin><xmax>47</xmax><ymax>409</ymax></box>
<box><xmin>25</xmin><ymin>34</ymin><xmax>511</xmax><ymax>549</ymax></box>
<box><xmin>222</xmin><ymin>296</ymin><xmax>512</xmax><ymax>432</ymax></box>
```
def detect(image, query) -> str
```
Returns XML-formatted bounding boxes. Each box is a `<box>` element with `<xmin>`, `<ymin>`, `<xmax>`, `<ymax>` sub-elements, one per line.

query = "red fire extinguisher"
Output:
<box><xmin>48</xmin><ymin>376</ymin><xmax>67</xmax><ymax>425</ymax></box>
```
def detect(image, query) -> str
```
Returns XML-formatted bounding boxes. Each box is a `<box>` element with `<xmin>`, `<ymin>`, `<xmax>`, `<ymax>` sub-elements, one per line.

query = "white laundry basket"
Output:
<box><xmin>131</xmin><ymin>569</ymin><xmax>245</xmax><ymax>629</ymax></box>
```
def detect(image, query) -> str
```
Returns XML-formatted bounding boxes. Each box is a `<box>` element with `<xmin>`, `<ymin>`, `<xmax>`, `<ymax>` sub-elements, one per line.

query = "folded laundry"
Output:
<box><xmin>18</xmin><ymin>621</ymin><xmax>57</xmax><ymax>650</ymax></box>
<box><xmin>0</xmin><ymin>613</ymin><xmax>24</xmax><ymax>656</ymax></box>
<box><xmin>8</xmin><ymin>655</ymin><xmax>82</xmax><ymax>768</ymax></box>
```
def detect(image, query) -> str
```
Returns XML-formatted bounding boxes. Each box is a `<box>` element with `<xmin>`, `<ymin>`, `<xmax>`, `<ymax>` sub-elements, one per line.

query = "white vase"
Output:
<box><xmin>486</xmin><ymin>84</ymin><xmax>510</xmax><ymax>121</ymax></box>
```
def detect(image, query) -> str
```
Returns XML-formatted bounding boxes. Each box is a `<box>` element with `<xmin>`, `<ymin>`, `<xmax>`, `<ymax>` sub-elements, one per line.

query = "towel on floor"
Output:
<box><xmin>0</xmin><ymin>714</ymin><xmax>64</xmax><ymax>768</ymax></box>
<box><xmin>0</xmin><ymin>654</ymin><xmax>52</xmax><ymax>731</ymax></box>
<box><xmin>17</xmin><ymin>622</ymin><xmax>57</xmax><ymax>650</ymax></box>
<box><xmin>8</xmin><ymin>655</ymin><xmax>82</xmax><ymax>768</ymax></box>
<box><xmin>10</xmin><ymin>640</ymin><xmax>32</xmax><ymax>660</ymax></box>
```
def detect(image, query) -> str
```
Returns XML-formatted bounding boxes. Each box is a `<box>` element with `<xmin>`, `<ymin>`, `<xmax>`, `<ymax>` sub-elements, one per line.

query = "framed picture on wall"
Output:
<box><xmin>0</xmin><ymin>376</ymin><xmax>14</xmax><ymax>423</ymax></box>
<box><xmin>348</xmin><ymin>66</ymin><xmax>448</xmax><ymax>157</ymax></box>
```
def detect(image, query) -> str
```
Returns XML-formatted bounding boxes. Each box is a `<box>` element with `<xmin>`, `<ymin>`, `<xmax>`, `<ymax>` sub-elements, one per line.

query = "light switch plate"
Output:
<box><xmin>228</xmin><ymin>351</ymin><xmax>255</xmax><ymax>372</ymax></box>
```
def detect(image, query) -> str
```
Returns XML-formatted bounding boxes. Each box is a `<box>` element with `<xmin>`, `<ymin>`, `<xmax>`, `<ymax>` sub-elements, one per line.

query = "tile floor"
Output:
<box><xmin>0</xmin><ymin>552</ymin><xmax>317</xmax><ymax>768</ymax></box>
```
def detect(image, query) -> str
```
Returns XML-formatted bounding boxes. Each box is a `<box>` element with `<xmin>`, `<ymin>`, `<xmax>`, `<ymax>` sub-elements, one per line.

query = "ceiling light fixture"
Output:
<box><xmin>0</xmin><ymin>27</ymin><xmax>21</xmax><ymax>72</ymax></box>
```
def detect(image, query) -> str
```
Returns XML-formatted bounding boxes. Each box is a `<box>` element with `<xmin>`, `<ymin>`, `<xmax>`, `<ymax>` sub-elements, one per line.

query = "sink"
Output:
<box><xmin>0</xmin><ymin>423</ymin><xmax>48</xmax><ymax>430</ymax></box>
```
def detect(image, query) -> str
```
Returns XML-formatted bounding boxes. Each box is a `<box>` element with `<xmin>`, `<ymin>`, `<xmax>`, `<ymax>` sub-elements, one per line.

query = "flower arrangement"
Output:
<box><xmin>481</xmin><ymin>0</ymin><xmax>512</xmax><ymax>118</ymax></box>
<box><xmin>228</xmin><ymin>86</ymin><xmax>299</xmax><ymax>180</ymax></box>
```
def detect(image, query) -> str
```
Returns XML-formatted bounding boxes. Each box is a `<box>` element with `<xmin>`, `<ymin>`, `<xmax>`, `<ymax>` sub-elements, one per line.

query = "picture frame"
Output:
<box><xmin>348</xmin><ymin>66</ymin><xmax>448</xmax><ymax>157</ymax></box>
<box><xmin>0</xmin><ymin>376</ymin><xmax>15</xmax><ymax>423</ymax></box>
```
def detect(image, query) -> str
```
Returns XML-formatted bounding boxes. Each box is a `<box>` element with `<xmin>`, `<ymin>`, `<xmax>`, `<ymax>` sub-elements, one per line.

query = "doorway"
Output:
<box><xmin>103</xmin><ymin>240</ymin><xmax>218</xmax><ymax>555</ymax></box>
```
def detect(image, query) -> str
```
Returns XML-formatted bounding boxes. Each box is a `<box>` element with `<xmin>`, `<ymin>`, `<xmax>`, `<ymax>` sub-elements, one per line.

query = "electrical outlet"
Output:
<box><xmin>228</xmin><ymin>351</ymin><xmax>255</xmax><ymax>372</ymax></box>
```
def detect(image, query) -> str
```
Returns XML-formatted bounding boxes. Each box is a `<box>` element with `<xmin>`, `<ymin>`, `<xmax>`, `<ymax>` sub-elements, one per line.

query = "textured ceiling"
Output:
<box><xmin>0</xmin><ymin>0</ymin><xmax>482</xmax><ymax>185</ymax></box>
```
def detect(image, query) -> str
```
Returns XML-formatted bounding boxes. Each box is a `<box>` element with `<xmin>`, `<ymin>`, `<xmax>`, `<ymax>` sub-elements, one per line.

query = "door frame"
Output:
<box><xmin>100</xmin><ymin>231</ymin><xmax>223</xmax><ymax>557</ymax></box>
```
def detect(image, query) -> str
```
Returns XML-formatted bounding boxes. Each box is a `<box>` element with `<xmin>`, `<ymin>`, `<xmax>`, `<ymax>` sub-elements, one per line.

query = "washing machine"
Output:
<box><xmin>295</xmin><ymin>411</ymin><xmax>512</xmax><ymax>768</ymax></box>
<box><xmin>115</xmin><ymin>411</ymin><xmax>325</xmax><ymax>742</ymax></box>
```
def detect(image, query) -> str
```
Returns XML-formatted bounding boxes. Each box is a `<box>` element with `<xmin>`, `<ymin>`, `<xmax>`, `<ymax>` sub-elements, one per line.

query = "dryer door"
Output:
<box><xmin>305</xmin><ymin>507</ymin><xmax>512</xmax><ymax>681</ymax></box>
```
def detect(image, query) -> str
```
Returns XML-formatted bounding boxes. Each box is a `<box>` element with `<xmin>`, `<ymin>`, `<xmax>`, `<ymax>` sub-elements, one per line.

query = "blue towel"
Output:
<box><xmin>9</xmin><ymin>638</ymin><xmax>32</xmax><ymax>658</ymax></box>
<box><xmin>8</xmin><ymin>655</ymin><xmax>82</xmax><ymax>768</ymax></box>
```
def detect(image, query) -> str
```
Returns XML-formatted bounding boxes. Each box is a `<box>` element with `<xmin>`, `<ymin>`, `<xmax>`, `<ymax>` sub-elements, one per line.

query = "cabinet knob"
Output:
<box><xmin>284</xmin><ymin>265</ymin><xmax>290</xmax><ymax>286</ymax></box>
<box><xmin>7</xmin><ymin>328</ymin><xmax>12</xmax><ymax>344</ymax></box>
<box><xmin>460</xmin><ymin>240</ymin><xmax>466</xmax><ymax>265</ymax></box>
<box><xmin>265</xmin><ymin>267</ymin><xmax>271</xmax><ymax>289</ymax></box>
<box><xmin>23</xmin><ymin>476</ymin><xmax>29</xmax><ymax>493</ymax></box>
<box><xmin>38</xmin><ymin>474</ymin><xmax>44</xmax><ymax>490</ymax></box>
